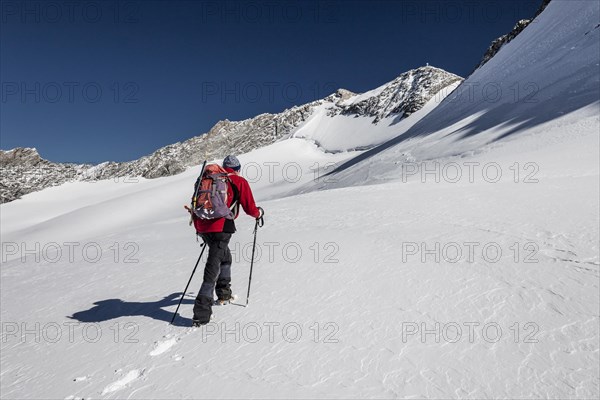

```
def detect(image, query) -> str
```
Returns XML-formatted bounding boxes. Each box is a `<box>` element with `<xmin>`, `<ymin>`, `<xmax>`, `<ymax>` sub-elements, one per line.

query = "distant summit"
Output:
<box><xmin>0</xmin><ymin>66</ymin><xmax>460</xmax><ymax>203</ymax></box>
<box><xmin>340</xmin><ymin>66</ymin><xmax>462</xmax><ymax>123</ymax></box>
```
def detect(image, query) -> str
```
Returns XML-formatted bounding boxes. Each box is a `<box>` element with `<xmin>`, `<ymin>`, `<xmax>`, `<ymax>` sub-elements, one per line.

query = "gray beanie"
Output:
<box><xmin>223</xmin><ymin>155</ymin><xmax>241</xmax><ymax>171</ymax></box>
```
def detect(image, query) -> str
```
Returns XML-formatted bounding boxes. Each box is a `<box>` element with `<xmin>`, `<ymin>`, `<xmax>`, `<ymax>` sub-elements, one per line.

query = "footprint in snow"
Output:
<box><xmin>101</xmin><ymin>369</ymin><xmax>144</xmax><ymax>395</ymax></box>
<box><xmin>149</xmin><ymin>337</ymin><xmax>178</xmax><ymax>356</ymax></box>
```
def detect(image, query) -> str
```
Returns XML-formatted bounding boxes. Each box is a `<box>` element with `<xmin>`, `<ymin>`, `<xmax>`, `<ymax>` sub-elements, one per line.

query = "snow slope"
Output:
<box><xmin>1</xmin><ymin>109</ymin><xmax>597</xmax><ymax>398</ymax></box>
<box><xmin>316</xmin><ymin>0</ymin><xmax>600</xmax><ymax>189</ymax></box>
<box><xmin>1</xmin><ymin>1</ymin><xmax>599</xmax><ymax>399</ymax></box>
<box><xmin>0</xmin><ymin>139</ymin><xmax>352</xmax><ymax>257</ymax></box>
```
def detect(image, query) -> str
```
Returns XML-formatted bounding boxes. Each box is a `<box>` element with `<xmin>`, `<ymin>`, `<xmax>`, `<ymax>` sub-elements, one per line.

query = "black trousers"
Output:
<box><xmin>193</xmin><ymin>232</ymin><xmax>232</xmax><ymax>323</ymax></box>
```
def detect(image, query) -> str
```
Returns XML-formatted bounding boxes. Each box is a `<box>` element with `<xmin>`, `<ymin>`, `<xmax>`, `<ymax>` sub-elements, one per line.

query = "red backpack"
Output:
<box><xmin>191</xmin><ymin>164</ymin><xmax>234</xmax><ymax>220</ymax></box>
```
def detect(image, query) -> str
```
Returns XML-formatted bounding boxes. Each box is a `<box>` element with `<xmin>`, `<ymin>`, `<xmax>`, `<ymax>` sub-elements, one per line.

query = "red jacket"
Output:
<box><xmin>193</xmin><ymin>167</ymin><xmax>260</xmax><ymax>233</ymax></box>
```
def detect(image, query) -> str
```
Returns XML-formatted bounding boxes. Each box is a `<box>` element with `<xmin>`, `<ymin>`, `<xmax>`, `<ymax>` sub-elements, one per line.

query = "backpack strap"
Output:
<box><xmin>228</xmin><ymin>176</ymin><xmax>240</xmax><ymax>219</ymax></box>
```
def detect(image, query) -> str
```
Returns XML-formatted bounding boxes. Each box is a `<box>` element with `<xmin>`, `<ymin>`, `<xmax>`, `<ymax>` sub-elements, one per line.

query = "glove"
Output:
<box><xmin>256</xmin><ymin>207</ymin><xmax>265</xmax><ymax>228</ymax></box>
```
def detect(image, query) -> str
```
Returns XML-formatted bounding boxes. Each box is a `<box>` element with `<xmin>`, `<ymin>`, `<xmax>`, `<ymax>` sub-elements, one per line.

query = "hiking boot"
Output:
<box><xmin>192</xmin><ymin>313</ymin><xmax>215</xmax><ymax>327</ymax></box>
<box><xmin>215</xmin><ymin>294</ymin><xmax>238</xmax><ymax>306</ymax></box>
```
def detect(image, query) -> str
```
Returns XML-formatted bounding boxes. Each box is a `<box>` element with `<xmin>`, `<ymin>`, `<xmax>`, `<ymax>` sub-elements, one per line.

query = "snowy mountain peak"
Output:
<box><xmin>328</xmin><ymin>88</ymin><xmax>357</xmax><ymax>102</ymax></box>
<box><xmin>0</xmin><ymin>66</ymin><xmax>461</xmax><ymax>203</ymax></box>
<box><xmin>339</xmin><ymin>66</ymin><xmax>463</xmax><ymax>123</ymax></box>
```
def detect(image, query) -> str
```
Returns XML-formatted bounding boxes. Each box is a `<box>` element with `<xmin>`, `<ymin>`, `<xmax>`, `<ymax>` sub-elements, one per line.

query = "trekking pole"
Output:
<box><xmin>244</xmin><ymin>211</ymin><xmax>264</xmax><ymax>307</ymax></box>
<box><xmin>171</xmin><ymin>243</ymin><xmax>206</xmax><ymax>324</ymax></box>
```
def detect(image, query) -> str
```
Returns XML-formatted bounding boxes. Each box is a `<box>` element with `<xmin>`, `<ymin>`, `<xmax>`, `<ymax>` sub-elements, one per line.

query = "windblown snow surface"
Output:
<box><xmin>1</xmin><ymin>1</ymin><xmax>599</xmax><ymax>399</ymax></box>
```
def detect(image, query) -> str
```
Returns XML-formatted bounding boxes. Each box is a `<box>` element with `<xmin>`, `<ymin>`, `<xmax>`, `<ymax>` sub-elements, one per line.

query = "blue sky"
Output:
<box><xmin>1</xmin><ymin>0</ymin><xmax>540</xmax><ymax>163</ymax></box>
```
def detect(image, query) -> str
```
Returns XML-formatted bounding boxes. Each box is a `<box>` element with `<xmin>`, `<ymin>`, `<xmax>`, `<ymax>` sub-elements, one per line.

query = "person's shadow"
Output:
<box><xmin>68</xmin><ymin>292</ymin><xmax>195</xmax><ymax>327</ymax></box>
